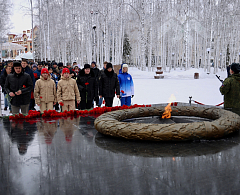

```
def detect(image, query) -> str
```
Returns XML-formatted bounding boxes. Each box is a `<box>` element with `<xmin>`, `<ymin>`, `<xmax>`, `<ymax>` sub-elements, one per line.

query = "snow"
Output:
<box><xmin>113</xmin><ymin>67</ymin><xmax>227</xmax><ymax>107</ymax></box>
<box><xmin>1</xmin><ymin>67</ymin><xmax>228</xmax><ymax>116</ymax></box>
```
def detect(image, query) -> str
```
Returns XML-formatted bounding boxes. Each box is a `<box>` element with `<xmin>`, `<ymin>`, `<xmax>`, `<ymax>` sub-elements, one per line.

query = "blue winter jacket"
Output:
<box><xmin>34</xmin><ymin>69</ymin><xmax>42</xmax><ymax>79</ymax></box>
<box><xmin>23</xmin><ymin>66</ymin><xmax>36</xmax><ymax>87</ymax></box>
<box><xmin>118</xmin><ymin>72</ymin><xmax>134</xmax><ymax>97</ymax></box>
<box><xmin>119</xmin><ymin>64</ymin><xmax>123</xmax><ymax>74</ymax></box>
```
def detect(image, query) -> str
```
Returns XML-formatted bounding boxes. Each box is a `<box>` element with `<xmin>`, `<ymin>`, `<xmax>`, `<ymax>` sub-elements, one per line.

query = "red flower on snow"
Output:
<box><xmin>85</xmin><ymin>82</ymin><xmax>89</xmax><ymax>86</ymax></box>
<box><xmin>59</xmin><ymin>102</ymin><xmax>64</xmax><ymax>106</ymax></box>
<box><xmin>23</xmin><ymin>85</ymin><xmax>26</xmax><ymax>88</ymax></box>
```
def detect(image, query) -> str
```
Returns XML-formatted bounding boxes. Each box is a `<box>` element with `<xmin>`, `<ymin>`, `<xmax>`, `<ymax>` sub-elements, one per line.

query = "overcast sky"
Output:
<box><xmin>9</xmin><ymin>0</ymin><xmax>32</xmax><ymax>34</ymax></box>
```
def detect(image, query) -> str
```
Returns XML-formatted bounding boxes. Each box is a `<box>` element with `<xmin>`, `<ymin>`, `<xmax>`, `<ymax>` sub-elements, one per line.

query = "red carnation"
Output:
<box><xmin>23</xmin><ymin>85</ymin><xmax>26</xmax><ymax>88</ymax></box>
<box><xmin>121</xmin><ymin>90</ymin><xmax>125</xmax><ymax>93</ymax></box>
<box><xmin>85</xmin><ymin>82</ymin><xmax>89</xmax><ymax>86</ymax></box>
<box><xmin>59</xmin><ymin>102</ymin><xmax>64</xmax><ymax>106</ymax></box>
<box><xmin>40</xmin><ymin>96</ymin><xmax>42</xmax><ymax>99</ymax></box>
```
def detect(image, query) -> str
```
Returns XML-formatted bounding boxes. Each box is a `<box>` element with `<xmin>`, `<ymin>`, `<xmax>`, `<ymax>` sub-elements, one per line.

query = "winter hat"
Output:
<box><xmin>230</xmin><ymin>63</ymin><xmax>240</xmax><ymax>74</ymax></box>
<box><xmin>122</xmin><ymin>64</ymin><xmax>128</xmax><ymax>68</ymax></box>
<box><xmin>62</xmin><ymin>68</ymin><xmax>70</xmax><ymax>74</ymax></box>
<box><xmin>84</xmin><ymin>64</ymin><xmax>91</xmax><ymax>69</ymax></box>
<box><xmin>106</xmin><ymin>63</ymin><xmax>113</xmax><ymax>70</ymax></box>
<box><xmin>13</xmin><ymin>62</ymin><xmax>22</xmax><ymax>67</ymax></box>
<box><xmin>73</xmin><ymin>65</ymin><xmax>79</xmax><ymax>69</ymax></box>
<box><xmin>32</xmin><ymin>64</ymin><xmax>37</xmax><ymax>69</ymax></box>
<box><xmin>41</xmin><ymin>68</ymin><xmax>49</xmax><ymax>75</ymax></box>
<box><xmin>91</xmin><ymin>61</ymin><xmax>96</xmax><ymax>66</ymax></box>
<box><xmin>58</xmin><ymin>62</ymin><xmax>63</xmax><ymax>67</ymax></box>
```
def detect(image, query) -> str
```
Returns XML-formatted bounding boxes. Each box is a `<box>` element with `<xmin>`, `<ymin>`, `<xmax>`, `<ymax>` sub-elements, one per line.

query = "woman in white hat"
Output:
<box><xmin>118</xmin><ymin>64</ymin><xmax>134</xmax><ymax>106</ymax></box>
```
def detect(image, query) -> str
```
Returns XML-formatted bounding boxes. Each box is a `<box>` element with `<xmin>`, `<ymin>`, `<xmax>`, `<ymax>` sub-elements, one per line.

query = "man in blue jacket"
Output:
<box><xmin>118</xmin><ymin>64</ymin><xmax>134</xmax><ymax>106</ymax></box>
<box><xmin>34</xmin><ymin>62</ymin><xmax>43</xmax><ymax>80</ymax></box>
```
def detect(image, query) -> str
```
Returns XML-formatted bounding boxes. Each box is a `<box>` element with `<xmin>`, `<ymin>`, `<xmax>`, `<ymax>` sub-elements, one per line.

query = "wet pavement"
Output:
<box><xmin>1</xmin><ymin>115</ymin><xmax>240</xmax><ymax>195</ymax></box>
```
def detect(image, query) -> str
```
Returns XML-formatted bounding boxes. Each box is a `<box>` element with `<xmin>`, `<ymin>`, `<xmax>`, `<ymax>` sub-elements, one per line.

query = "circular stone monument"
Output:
<box><xmin>94</xmin><ymin>106</ymin><xmax>240</xmax><ymax>141</ymax></box>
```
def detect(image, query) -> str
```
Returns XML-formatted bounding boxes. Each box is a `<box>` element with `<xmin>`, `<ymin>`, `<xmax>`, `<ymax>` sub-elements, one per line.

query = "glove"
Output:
<box><xmin>132</xmin><ymin>95</ymin><xmax>134</xmax><ymax>98</ymax></box>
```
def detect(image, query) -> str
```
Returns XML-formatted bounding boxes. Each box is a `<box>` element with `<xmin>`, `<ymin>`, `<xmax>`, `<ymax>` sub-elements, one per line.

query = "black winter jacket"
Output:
<box><xmin>77</xmin><ymin>69</ymin><xmax>98</xmax><ymax>101</ymax></box>
<box><xmin>0</xmin><ymin>70</ymin><xmax>9</xmax><ymax>94</ymax></box>
<box><xmin>91</xmin><ymin>67</ymin><xmax>101</xmax><ymax>79</ymax></box>
<box><xmin>5</xmin><ymin>72</ymin><xmax>33</xmax><ymax>107</ymax></box>
<box><xmin>99</xmin><ymin>69</ymin><xmax>120</xmax><ymax>97</ymax></box>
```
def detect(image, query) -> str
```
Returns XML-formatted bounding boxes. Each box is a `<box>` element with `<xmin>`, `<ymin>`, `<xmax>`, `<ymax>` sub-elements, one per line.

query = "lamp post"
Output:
<box><xmin>93</xmin><ymin>24</ymin><xmax>96</xmax><ymax>62</ymax></box>
<box><xmin>91</xmin><ymin>10</ymin><xmax>98</xmax><ymax>62</ymax></box>
<box><xmin>220</xmin><ymin>53</ymin><xmax>222</xmax><ymax>70</ymax></box>
<box><xmin>207</xmin><ymin>48</ymin><xmax>210</xmax><ymax>73</ymax></box>
<box><xmin>172</xmin><ymin>53</ymin><xmax>175</xmax><ymax>70</ymax></box>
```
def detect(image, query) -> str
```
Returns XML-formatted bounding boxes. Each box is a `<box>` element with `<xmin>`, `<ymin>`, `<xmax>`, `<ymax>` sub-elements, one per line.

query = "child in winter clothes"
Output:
<box><xmin>34</xmin><ymin>68</ymin><xmax>57</xmax><ymax>113</ymax></box>
<box><xmin>57</xmin><ymin>68</ymin><xmax>80</xmax><ymax>111</ymax></box>
<box><xmin>118</xmin><ymin>64</ymin><xmax>134</xmax><ymax>106</ymax></box>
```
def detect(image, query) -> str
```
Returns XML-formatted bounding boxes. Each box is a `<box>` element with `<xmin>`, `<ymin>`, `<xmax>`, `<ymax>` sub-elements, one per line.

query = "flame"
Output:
<box><xmin>162</xmin><ymin>94</ymin><xmax>176</xmax><ymax>119</ymax></box>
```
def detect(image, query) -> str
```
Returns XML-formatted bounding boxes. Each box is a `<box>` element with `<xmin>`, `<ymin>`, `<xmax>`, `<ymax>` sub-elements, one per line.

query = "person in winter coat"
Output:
<box><xmin>4</xmin><ymin>62</ymin><xmax>33</xmax><ymax>115</ymax></box>
<box><xmin>52</xmin><ymin>62</ymin><xmax>60</xmax><ymax>74</ymax></box>
<box><xmin>119</xmin><ymin>63</ymin><xmax>124</xmax><ymax>74</ymax></box>
<box><xmin>91</xmin><ymin>61</ymin><xmax>100</xmax><ymax>105</ymax></box>
<box><xmin>57</xmin><ymin>68</ymin><xmax>81</xmax><ymax>111</ymax></box>
<box><xmin>72</xmin><ymin>65</ymin><xmax>80</xmax><ymax>79</ymax></box>
<box><xmin>21</xmin><ymin>59</ymin><xmax>36</xmax><ymax>110</ymax></box>
<box><xmin>34</xmin><ymin>63</ymin><xmax>43</xmax><ymax>80</ymax></box>
<box><xmin>0</xmin><ymin>60</ymin><xmax>13</xmax><ymax>76</ymax></box>
<box><xmin>49</xmin><ymin>68</ymin><xmax>59</xmax><ymax>111</ymax></box>
<box><xmin>99</xmin><ymin>63</ymin><xmax>120</xmax><ymax>107</ymax></box>
<box><xmin>32</xmin><ymin>64</ymin><xmax>37</xmax><ymax>72</ymax></box>
<box><xmin>0</xmin><ymin>65</ymin><xmax>12</xmax><ymax>112</ymax></box>
<box><xmin>118</xmin><ymin>64</ymin><xmax>134</xmax><ymax>106</ymax></box>
<box><xmin>98</xmin><ymin>61</ymin><xmax>108</xmax><ymax>107</ymax></box>
<box><xmin>34</xmin><ymin>68</ymin><xmax>57</xmax><ymax>113</ymax></box>
<box><xmin>220</xmin><ymin>63</ymin><xmax>240</xmax><ymax>115</ymax></box>
<box><xmin>77</xmin><ymin>64</ymin><xmax>98</xmax><ymax>110</ymax></box>
<box><xmin>91</xmin><ymin>61</ymin><xmax>100</xmax><ymax>78</ymax></box>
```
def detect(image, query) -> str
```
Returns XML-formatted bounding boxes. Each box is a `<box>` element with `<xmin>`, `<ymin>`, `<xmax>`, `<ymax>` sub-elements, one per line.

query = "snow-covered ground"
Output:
<box><xmin>1</xmin><ymin>67</ymin><xmax>227</xmax><ymax>116</ymax></box>
<box><xmin>113</xmin><ymin>67</ymin><xmax>227</xmax><ymax>106</ymax></box>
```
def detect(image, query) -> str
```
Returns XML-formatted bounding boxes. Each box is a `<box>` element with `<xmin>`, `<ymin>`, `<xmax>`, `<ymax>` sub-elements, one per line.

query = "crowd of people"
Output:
<box><xmin>0</xmin><ymin>60</ymin><xmax>134</xmax><ymax>115</ymax></box>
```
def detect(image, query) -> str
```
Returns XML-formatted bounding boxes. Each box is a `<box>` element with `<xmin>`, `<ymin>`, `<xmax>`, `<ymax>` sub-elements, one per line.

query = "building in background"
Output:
<box><xmin>7</xmin><ymin>26</ymin><xmax>38</xmax><ymax>58</ymax></box>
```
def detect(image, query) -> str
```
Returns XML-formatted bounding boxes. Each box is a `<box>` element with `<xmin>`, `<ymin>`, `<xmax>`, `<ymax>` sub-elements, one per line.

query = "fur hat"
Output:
<box><xmin>73</xmin><ymin>65</ymin><xmax>79</xmax><ymax>69</ymax></box>
<box><xmin>13</xmin><ymin>62</ymin><xmax>22</xmax><ymax>67</ymax></box>
<box><xmin>41</xmin><ymin>68</ymin><xmax>49</xmax><ymax>75</ymax></box>
<box><xmin>106</xmin><ymin>63</ymin><xmax>113</xmax><ymax>69</ymax></box>
<box><xmin>62</xmin><ymin>68</ymin><xmax>70</xmax><ymax>74</ymax></box>
<box><xmin>230</xmin><ymin>63</ymin><xmax>240</xmax><ymax>74</ymax></box>
<box><xmin>84</xmin><ymin>64</ymin><xmax>91</xmax><ymax>69</ymax></box>
<box><xmin>58</xmin><ymin>62</ymin><xmax>63</xmax><ymax>67</ymax></box>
